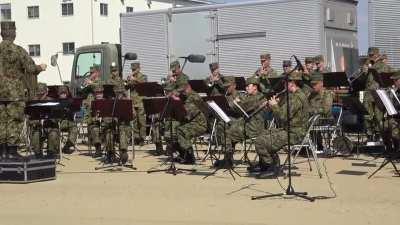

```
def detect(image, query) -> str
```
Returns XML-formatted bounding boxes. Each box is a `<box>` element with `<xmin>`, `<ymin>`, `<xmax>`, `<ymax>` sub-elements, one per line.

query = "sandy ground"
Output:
<box><xmin>1</xmin><ymin>144</ymin><xmax>399</xmax><ymax>225</ymax></box>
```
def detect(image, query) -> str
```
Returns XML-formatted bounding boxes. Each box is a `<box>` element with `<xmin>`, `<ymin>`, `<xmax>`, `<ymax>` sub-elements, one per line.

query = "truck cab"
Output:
<box><xmin>70</xmin><ymin>44</ymin><xmax>122</xmax><ymax>97</ymax></box>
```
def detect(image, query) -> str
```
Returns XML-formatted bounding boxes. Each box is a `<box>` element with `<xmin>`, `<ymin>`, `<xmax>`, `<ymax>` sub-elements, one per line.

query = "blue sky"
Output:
<box><xmin>223</xmin><ymin>0</ymin><xmax>369</xmax><ymax>53</ymax></box>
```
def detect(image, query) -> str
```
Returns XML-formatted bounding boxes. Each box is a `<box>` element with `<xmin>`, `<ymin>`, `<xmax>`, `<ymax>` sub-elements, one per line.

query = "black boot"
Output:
<box><xmin>256</xmin><ymin>154</ymin><xmax>280</xmax><ymax>179</ymax></box>
<box><xmin>247</xmin><ymin>158</ymin><xmax>270</xmax><ymax>173</ymax></box>
<box><xmin>94</xmin><ymin>143</ymin><xmax>102</xmax><ymax>158</ymax></box>
<box><xmin>153</xmin><ymin>142</ymin><xmax>163</xmax><ymax>156</ymax></box>
<box><xmin>119</xmin><ymin>149</ymin><xmax>129</xmax><ymax>165</ymax></box>
<box><xmin>180</xmin><ymin>148</ymin><xmax>196</xmax><ymax>165</ymax></box>
<box><xmin>213</xmin><ymin>151</ymin><xmax>233</xmax><ymax>168</ymax></box>
<box><xmin>105</xmin><ymin>151</ymin><xmax>116</xmax><ymax>164</ymax></box>
<box><xmin>62</xmin><ymin>141</ymin><xmax>74</xmax><ymax>154</ymax></box>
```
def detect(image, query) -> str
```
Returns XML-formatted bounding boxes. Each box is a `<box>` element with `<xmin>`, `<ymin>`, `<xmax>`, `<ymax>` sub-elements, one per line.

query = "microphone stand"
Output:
<box><xmin>251</xmin><ymin>56</ymin><xmax>315</xmax><ymax>202</ymax></box>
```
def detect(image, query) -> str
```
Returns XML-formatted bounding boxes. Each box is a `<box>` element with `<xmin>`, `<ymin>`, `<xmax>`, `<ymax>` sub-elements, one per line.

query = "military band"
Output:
<box><xmin>1</xmin><ymin>20</ymin><xmax>400</xmax><ymax>179</ymax></box>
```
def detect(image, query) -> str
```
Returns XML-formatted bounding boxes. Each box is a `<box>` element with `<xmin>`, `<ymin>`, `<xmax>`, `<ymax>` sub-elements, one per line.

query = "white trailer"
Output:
<box><xmin>120</xmin><ymin>0</ymin><xmax>358</xmax><ymax>81</ymax></box>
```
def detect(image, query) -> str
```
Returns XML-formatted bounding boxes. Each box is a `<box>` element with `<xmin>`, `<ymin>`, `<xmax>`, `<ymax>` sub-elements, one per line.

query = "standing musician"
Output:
<box><xmin>205</xmin><ymin>62</ymin><xmax>224</xmax><ymax>96</ymax></box>
<box><xmin>251</xmin><ymin>72</ymin><xmax>309</xmax><ymax>178</ymax></box>
<box><xmin>253</xmin><ymin>53</ymin><xmax>278</xmax><ymax>95</ymax></box>
<box><xmin>214</xmin><ymin>77</ymin><xmax>265</xmax><ymax>168</ymax></box>
<box><xmin>83</xmin><ymin>65</ymin><xmax>101</xmax><ymax>88</ymax></box>
<box><xmin>126</xmin><ymin>61</ymin><xmax>148</xmax><ymax>145</ymax></box>
<box><xmin>314</xmin><ymin>55</ymin><xmax>328</xmax><ymax>73</ymax></box>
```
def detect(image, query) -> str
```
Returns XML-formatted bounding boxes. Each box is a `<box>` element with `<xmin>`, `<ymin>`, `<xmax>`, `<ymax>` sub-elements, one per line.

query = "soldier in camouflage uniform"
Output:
<box><xmin>0</xmin><ymin>21</ymin><xmax>47</xmax><ymax>159</ymax></box>
<box><xmin>251</xmin><ymin>73</ymin><xmax>309</xmax><ymax>178</ymax></box>
<box><xmin>314</xmin><ymin>55</ymin><xmax>328</xmax><ymax>73</ymax></box>
<box><xmin>300</xmin><ymin>57</ymin><xmax>314</xmax><ymax>97</ymax></box>
<box><xmin>163</xmin><ymin>60</ymin><xmax>190</xmax><ymax>142</ymax></box>
<box><xmin>308</xmin><ymin>72</ymin><xmax>334</xmax><ymax>117</ymax></box>
<box><xmin>204</xmin><ymin>62</ymin><xmax>225</xmax><ymax>96</ymax></box>
<box><xmin>363</xmin><ymin>47</ymin><xmax>393</xmax><ymax>139</ymax></box>
<box><xmin>386</xmin><ymin>71</ymin><xmax>400</xmax><ymax>151</ymax></box>
<box><xmin>59</xmin><ymin>86</ymin><xmax>78</xmax><ymax>154</ymax></box>
<box><xmin>174</xmin><ymin>81</ymin><xmax>208</xmax><ymax>164</ymax></box>
<box><xmin>214</xmin><ymin>77</ymin><xmax>266</xmax><ymax>168</ymax></box>
<box><xmin>28</xmin><ymin>83</ymin><xmax>60</xmax><ymax>158</ymax></box>
<box><xmin>253</xmin><ymin>53</ymin><xmax>278</xmax><ymax>96</ymax></box>
<box><xmin>83</xmin><ymin>80</ymin><xmax>104</xmax><ymax>157</ymax></box>
<box><xmin>126</xmin><ymin>62</ymin><xmax>147</xmax><ymax>145</ymax></box>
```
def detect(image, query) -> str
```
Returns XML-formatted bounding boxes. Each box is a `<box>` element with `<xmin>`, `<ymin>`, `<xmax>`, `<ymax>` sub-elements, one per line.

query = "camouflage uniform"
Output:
<box><xmin>28</xmin><ymin>83</ymin><xmax>60</xmax><ymax>157</ymax></box>
<box><xmin>363</xmin><ymin>47</ymin><xmax>393</xmax><ymax>136</ymax></box>
<box><xmin>308</xmin><ymin>72</ymin><xmax>334</xmax><ymax>118</ymax></box>
<box><xmin>255</xmin><ymin>73</ymin><xmax>309</xmax><ymax>168</ymax></box>
<box><xmin>176</xmin><ymin>87</ymin><xmax>208</xmax><ymax>164</ymax></box>
<box><xmin>58</xmin><ymin>86</ymin><xmax>78</xmax><ymax>153</ymax></box>
<box><xmin>0</xmin><ymin>21</ymin><xmax>44</xmax><ymax>147</ymax></box>
<box><xmin>126</xmin><ymin>62</ymin><xmax>147</xmax><ymax>142</ymax></box>
<box><xmin>253</xmin><ymin>53</ymin><xmax>278</xmax><ymax>95</ymax></box>
<box><xmin>204</xmin><ymin>62</ymin><xmax>225</xmax><ymax>96</ymax></box>
<box><xmin>218</xmin><ymin>77</ymin><xmax>265</xmax><ymax>157</ymax></box>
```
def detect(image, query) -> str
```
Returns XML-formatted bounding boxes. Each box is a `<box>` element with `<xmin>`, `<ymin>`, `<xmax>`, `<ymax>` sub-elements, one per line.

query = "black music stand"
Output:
<box><xmin>189</xmin><ymin>80</ymin><xmax>209</xmax><ymax>95</ymax></box>
<box><xmin>235</xmin><ymin>77</ymin><xmax>246</xmax><ymax>91</ymax></box>
<box><xmin>323</xmin><ymin>72</ymin><xmax>350</xmax><ymax>88</ymax></box>
<box><xmin>92</xmin><ymin>99</ymin><xmax>136</xmax><ymax>170</ymax></box>
<box><xmin>135</xmin><ymin>82</ymin><xmax>164</xmax><ymax>97</ymax></box>
<box><xmin>47</xmin><ymin>85</ymin><xmax>72</xmax><ymax>99</ymax></box>
<box><xmin>147</xmin><ymin>98</ymin><xmax>196</xmax><ymax>175</ymax></box>
<box><xmin>368</xmin><ymin>90</ymin><xmax>400</xmax><ymax>178</ymax></box>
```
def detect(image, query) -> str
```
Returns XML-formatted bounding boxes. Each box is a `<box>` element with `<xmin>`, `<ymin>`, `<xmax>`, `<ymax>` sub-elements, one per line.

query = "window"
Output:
<box><xmin>326</xmin><ymin>8</ymin><xmax>335</xmax><ymax>22</ymax></box>
<box><xmin>63</xmin><ymin>42</ymin><xmax>75</xmax><ymax>54</ymax></box>
<box><xmin>0</xmin><ymin>4</ymin><xmax>11</xmax><ymax>21</ymax></box>
<box><xmin>75</xmin><ymin>52</ymin><xmax>102</xmax><ymax>77</ymax></box>
<box><xmin>126</xmin><ymin>7</ymin><xmax>134</xmax><ymax>13</ymax></box>
<box><xmin>27</xmin><ymin>6</ymin><xmax>39</xmax><ymax>19</ymax></box>
<box><xmin>62</xmin><ymin>3</ymin><xmax>74</xmax><ymax>16</ymax></box>
<box><xmin>28</xmin><ymin>45</ymin><xmax>40</xmax><ymax>57</ymax></box>
<box><xmin>100</xmin><ymin>3</ymin><xmax>108</xmax><ymax>16</ymax></box>
<box><xmin>346</xmin><ymin>12</ymin><xmax>354</xmax><ymax>25</ymax></box>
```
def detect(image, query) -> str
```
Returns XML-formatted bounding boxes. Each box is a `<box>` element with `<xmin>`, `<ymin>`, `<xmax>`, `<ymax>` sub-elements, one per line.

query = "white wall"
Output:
<box><xmin>0</xmin><ymin>0</ymin><xmax>171</xmax><ymax>85</ymax></box>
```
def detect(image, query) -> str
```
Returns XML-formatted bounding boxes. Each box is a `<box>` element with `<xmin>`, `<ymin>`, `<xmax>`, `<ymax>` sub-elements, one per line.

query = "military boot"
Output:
<box><xmin>93</xmin><ymin>143</ymin><xmax>102</xmax><ymax>158</ymax></box>
<box><xmin>256</xmin><ymin>153</ymin><xmax>280</xmax><ymax>179</ymax></box>
<box><xmin>153</xmin><ymin>142</ymin><xmax>164</xmax><ymax>156</ymax></box>
<box><xmin>62</xmin><ymin>141</ymin><xmax>74</xmax><ymax>154</ymax></box>
<box><xmin>119</xmin><ymin>149</ymin><xmax>129</xmax><ymax>165</ymax></box>
<box><xmin>180</xmin><ymin>147</ymin><xmax>196</xmax><ymax>165</ymax></box>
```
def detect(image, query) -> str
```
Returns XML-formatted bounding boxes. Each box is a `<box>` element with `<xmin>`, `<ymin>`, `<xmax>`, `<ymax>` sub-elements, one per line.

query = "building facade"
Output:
<box><xmin>369</xmin><ymin>0</ymin><xmax>400</xmax><ymax>69</ymax></box>
<box><xmin>0</xmin><ymin>0</ymin><xmax>182</xmax><ymax>84</ymax></box>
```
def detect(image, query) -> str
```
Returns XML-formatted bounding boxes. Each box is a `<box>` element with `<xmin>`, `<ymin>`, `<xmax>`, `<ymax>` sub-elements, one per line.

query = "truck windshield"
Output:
<box><xmin>75</xmin><ymin>52</ymin><xmax>102</xmax><ymax>77</ymax></box>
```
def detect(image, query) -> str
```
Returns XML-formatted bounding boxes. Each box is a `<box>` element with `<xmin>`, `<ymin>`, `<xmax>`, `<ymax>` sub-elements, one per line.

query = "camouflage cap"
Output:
<box><xmin>170</xmin><ymin>60</ymin><xmax>180</xmax><ymax>70</ymax></box>
<box><xmin>246</xmin><ymin>76</ymin><xmax>260</xmax><ymax>86</ymax></box>
<box><xmin>368</xmin><ymin>47</ymin><xmax>379</xmax><ymax>55</ymax></box>
<box><xmin>58</xmin><ymin>85</ymin><xmax>69</xmax><ymax>95</ymax></box>
<box><xmin>260</xmin><ymin>53</ymin><xmax>271</xmax><ymax>60</ymax></box>
<box><xmin>390</xmin><ymin>70</ymin><xmax>400</xmax><ymax>80</ymax></box>
<box><xmin>310</xmin><ymin>71</ymin><xmax>323</xmax><ymax>84</ymax></box>
<box><xmin>209</xmin><ymin>62</ymin><xmax>219</xmax><ymax>72</ymax></box>
<box><xmin>0</xmin><ymin>21</ymin><xmax>16</xmax><ymax>31</ymax></box>
<box><xmin>222</xmin><ymin>76</ymin><xmax>235</xmax><ymax>87</ymax></box>
<box><xmin>288</xmin><ymin>71</ymin><xmax>303</xmax><ymax>81</ymax></box>
<box><xmin>314</xmin><ymin>55</ymin><xmax>324</xmax><ymax>63</ymax></box>
<box><xmin>305</xmin><ymin>57</ymin><xmax>314</xmax><ymax>64</ymax></box>
<box><xmin>131</xmin><ymin>61</ymin><xmax>140</xmax><ymax>70</ymax></box>
<box><xmin>37</xmin><ymin>83</ymin><xmax>47</xmax><ymax>95</ymax></box>
<box><xmin>282</xmin><ymin>60</ymin><xmax>292</xmax><ymax>67</ymax></box>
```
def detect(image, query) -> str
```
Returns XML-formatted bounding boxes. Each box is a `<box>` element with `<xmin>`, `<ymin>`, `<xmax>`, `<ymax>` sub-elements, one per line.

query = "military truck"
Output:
<box><xmin>66</xmin><ymin>43</ymin><xmax>136</xmax><ymax>96</ymax></box>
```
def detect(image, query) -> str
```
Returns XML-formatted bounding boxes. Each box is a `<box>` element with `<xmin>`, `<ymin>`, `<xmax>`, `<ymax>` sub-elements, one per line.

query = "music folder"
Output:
<box><xmin>323</xmin><ymin>72</ymin><xmax>349</xmax><ymax>88</ymax></box>
<box><xmin>207</xmin><ymin>100</ymin><xmax>231</xmax><ymax>123</ymax></box>
<box><xmin>373</xmin><ymin>89</ymin><xmax>398</xmax><ymax>116</ymax></box>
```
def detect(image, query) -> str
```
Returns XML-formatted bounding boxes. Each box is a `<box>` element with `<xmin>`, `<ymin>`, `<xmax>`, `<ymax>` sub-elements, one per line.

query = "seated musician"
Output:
<box><xmin>172</xmin><ymin>81</ymin><xmax>208</xmax><ymax>164</ymax></box>
<box><xmin>204</xmin><ymin>62</ymin><xmax>224</xmax><ymax>96</ymax></box>
<box><xmin>58</xmin><ymin>86</ymin><xmax>78</xmax><ymax>154</ymax></box>
<box><xmin>214</xmin><ymin>77</ymin><xmax>265</xmax><ymax>168</ymax></box>
<box><xmin>385</xmin><ymin>71</ymin><xmax>400</xmax><ymax>152</ymax></box>
<box><xmin>83</xmin><ymin>83</ymin><xmax>104</xmax><ymax>157</ymax></box>
<box><xmin>251</xmin><ymin>73</ymin><xmax>309</xmax><ymax>178</ymax></box>
<box><xmin>29</xmin><ymin>83</ymin><xmax>60</xmax><ymax>159</ymax></box>
<box><xmin>102</xmin><ymin>84</ymin><xmax>132</xmax><ymax>164</ymax></box>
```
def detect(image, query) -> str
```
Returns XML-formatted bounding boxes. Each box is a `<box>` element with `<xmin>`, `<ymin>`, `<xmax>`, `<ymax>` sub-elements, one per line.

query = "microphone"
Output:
<box><xmin>293</xmin><ymin>55</ymin><xmax>304</xmax><ymax>71</ymax></box>
<box><xmin>179</xmin><ymin>54</ymin><xmax>206</xmax><ymax>63</ymax></box>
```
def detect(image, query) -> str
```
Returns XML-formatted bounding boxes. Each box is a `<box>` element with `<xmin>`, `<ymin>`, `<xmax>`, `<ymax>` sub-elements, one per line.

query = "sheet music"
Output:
<box><xmin>376</xmin><ymin>89</ymin><xmax>397</xmax><ymax>116</ymax></box>
<box><xmin>207</xmin><ymin>101</ymin><xmax>231</xmax><ymax>123</ymax></box>
<box><xmin>233</xmin><ymin>100</ymin><xmax>249</xmax><ymax>119</ymax></box>
<box><xmin>31</xmin><ymin>102</ymin><xmax>60</xmax><ymax>106</ymax></box>
<box><xmin>390</xmin><ymin>89</ymin><xmax>400</xmax><ymax>108</ymax></box>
